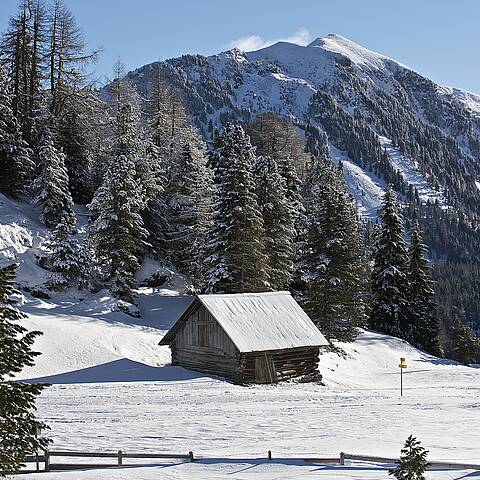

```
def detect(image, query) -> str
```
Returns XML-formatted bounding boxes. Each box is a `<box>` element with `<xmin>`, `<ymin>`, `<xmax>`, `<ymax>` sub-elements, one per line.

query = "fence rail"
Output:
<box><xmin>22</xmin><ymin>449</ymin><xmax>194</xmax><ymax>472</ymax></box>
<box><xmin>18</xmin><ymin>449</ymin><xmax>480</xmax><ymax>474</ymax></box>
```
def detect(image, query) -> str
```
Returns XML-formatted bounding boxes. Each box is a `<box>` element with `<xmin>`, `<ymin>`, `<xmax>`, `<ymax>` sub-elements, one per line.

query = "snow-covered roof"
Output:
<box><xmin>160</xmin><ymin>291</ymin><xmax>329</xmax><ymax>353</ymax></box>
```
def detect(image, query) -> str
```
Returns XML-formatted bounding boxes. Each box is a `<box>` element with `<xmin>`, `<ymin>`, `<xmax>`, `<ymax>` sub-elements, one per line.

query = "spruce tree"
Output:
<box><xmin>204</xmin><ymin>123</ymin><xmax>268</xmax><ymax>293</ymax></box>
<box><xmin>370</xmin><ymin>185</ymin><xmax>410</xmax><ymax>338</ymax></box>
<box><xmin>446</xmin><ymin>316</ymin><xmax>478</xmax><ymax>365</ymax></box>
<box><xmin>300</xmin><ymin>156</ymin><xmax>367</xmax><ymax>341</ymax></box>
<box><xmin>35</xmin><ymin>125</ymin><xmax>75</xmax><ymax>231</ymax></box>
<box><xmin>140</xmin><ymin>140</ymin><xmax>169</xmax><ymax>255</ymax></box>
<box><xmin>167</xmin><ymin>139</ymin><xmax>212</xmax><ymax>289</ymax></box>
<box><xmin>0</xmin><ymin>264</ymin><xmax>50</xmax><ymax>475</ymax></box>
<box><xmin>253</xmin><ymin>154</ymin><xmax>294</xmax><ymax>290</ymax></box>
<box><xmin>0</xmin><ymin>66</ymin><xmax>34</xmax><ymax>196</ymax></box>
<box><xmin>89</xmin><ymin>102</ymin><xmax>150</xmax><ymax>301</ymax></box>
<box><xmin>89</xmin><ymin>154</ymin><xmax>148</xmax><ymax>301</ymax></box>
<box><xmin>389</xmin><ymin>435</ymin><xmax>429</xmax><ymax>480</ymax></box>
<box><xmin>408</xmin><ymin>219</ymin><xmax>442</xmax><ymax>356</ymax></box>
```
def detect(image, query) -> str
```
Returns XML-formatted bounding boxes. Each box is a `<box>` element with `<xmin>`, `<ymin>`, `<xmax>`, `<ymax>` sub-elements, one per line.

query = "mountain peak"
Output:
<box><xmin>307</xmin><ymin>33</ymin><xmax>350</xmax><ymax>47</ymax></box>
<box><xmin>307</xmin><ymin>34</ymin><xmax>392</xmax><ymax>69</ymax></box>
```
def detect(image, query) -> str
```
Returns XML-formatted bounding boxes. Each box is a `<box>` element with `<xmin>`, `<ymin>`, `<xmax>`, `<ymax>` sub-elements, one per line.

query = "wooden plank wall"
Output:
<box><xmin>174</xmin><ymin>305</ymin><xmax>237</xmax><ymax>355</ymax></box>
<box><xmin>241</xmin><ymin>347</ymin><xmax>320</xmax><ymax>384</ymax></box>
<box><xmin>172</xmin><ymin>304</ymin><xmax>241</xmax><ymax>383</ymax></box>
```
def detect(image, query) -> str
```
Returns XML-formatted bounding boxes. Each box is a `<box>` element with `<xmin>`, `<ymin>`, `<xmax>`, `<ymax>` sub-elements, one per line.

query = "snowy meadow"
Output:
<box><xmin>14</xmin><ymin>288</ymin><xmax>480</xmax><ymax>479</ymax></box>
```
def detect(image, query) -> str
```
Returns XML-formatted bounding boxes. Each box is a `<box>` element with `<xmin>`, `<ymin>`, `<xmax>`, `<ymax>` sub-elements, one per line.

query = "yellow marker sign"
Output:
<box><xmin>399</xmin><ymin>357</ymin><xmax>407</xmax><ymax>369</ymax></box>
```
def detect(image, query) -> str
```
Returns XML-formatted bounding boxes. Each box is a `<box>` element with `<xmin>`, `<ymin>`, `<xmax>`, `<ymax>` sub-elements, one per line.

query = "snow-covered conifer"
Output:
<box><xmin>446</xmin><ymin>316</ymin><xmax>478</xmax><ymax>365</ymax></box>
<box><xmin>89</xmin><ymin>153</ymin><xmax>149</xmax><ymax>301</ymax></box>
<box><xmin>0</xmin><ymin>264</ymin><xmax>50</xmax><ymax>475</ymax></box>
<box><xmin>0</xmin><ymin>67</ymin><xmax>34</xmax><ymax>195</ymax></box>
<box><xmin>35</xmin><ymin>125</ymin><xmax>75</xmax><ymax>230</ymax></box>
<box><xmin>254</xmin><ymin>154</ymin><xmax>294</xmax><ymax>290</ymax></box>
<box><xmin>300</xmin><ymin>156</ymin><xmax>367</xmax><ymax>341</ymax></box>
<box><xmin>44</xmin><ymin>219</ymin><xmax>90</xmax><ymax>290</ymax></box>
<box><xmin>204</xmin><ymin>123</ymin><xmax>268</xmax><ymax>293</ymax></box>
<box><xmin>369</xmin><ymin>185</ymin><xmax>409</xmax><ymax>338</ymax></box>
<box><xmin>167</xmin><ymin>135</ymin><xmax>212</xmax><ymax>289</ymax></box>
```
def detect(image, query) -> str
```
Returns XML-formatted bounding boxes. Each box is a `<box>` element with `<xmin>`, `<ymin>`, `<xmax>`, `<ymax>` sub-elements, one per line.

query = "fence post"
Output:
<box><xmin>268</xmin><ymin>450</ymin><xmax>272</xmax><ymax>461</ymax></box>
<box><xmin>189</xmin><ymin>451</ymin><xmax>194</xmax><ymax>462</ymax></box>
<box><xmin>44</xmin><ymin>450</ymin><xmax>50</xmax><ymax>472</ymax></box>
<box><xmin>340</xmin><ymin>452</ymin><xmax>345</xmax><ymax>465</ymax></box>
<box><xmin>118</xmin><ymin>450</ymin><xmax>123</xmax><ymax>466</ymax></box>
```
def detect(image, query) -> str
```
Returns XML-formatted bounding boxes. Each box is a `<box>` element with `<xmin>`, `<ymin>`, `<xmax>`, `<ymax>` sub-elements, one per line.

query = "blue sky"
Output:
<box><xmin>1</xmin><ymin>0</ymin><xmax>479</xmax><ymax>93</ymax></box>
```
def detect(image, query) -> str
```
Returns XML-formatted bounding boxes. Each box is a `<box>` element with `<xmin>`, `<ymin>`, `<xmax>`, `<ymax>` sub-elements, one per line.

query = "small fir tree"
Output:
<box><xmin>389</xmin><ymin>435</ymin><xmax>429</xmax><ymax>480</ymax></box>
<box><xmin>0</xmin><ymin>264</ymin><xmax>50</xmax><ymax>475</ymax></box>
<box><xmin>370</xmin><ymin>185</ymin><xmax>410</xmax><ymax>339</ymax></box>
<box><xmin>44</xmin><ymin>219</ymin><xmax>90</xmax><ymax>291</ymax></box>
<box><xmin>204</xmin><ymin>123</ymin><xmax>268</xmax><ymax>293</ymax></box>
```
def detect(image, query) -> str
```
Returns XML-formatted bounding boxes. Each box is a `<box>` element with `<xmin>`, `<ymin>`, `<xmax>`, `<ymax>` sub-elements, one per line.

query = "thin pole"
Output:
<box><xmin>400</xmin><ymin>367</ymin><xmax>403</xmax><ymax>396</ymax></box>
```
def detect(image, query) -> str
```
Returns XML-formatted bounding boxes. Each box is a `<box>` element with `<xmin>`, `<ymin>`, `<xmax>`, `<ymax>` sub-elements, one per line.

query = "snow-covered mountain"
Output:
<box><xmin>122</xmin><ymin>34</ymin><xmax>480</xmax><ymax>220</ymax></box>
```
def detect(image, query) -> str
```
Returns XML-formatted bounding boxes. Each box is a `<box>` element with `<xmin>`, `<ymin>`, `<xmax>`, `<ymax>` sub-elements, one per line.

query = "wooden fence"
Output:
<box><xmin>23</xmin><ymin>449</ymin><xmax>194</xmax><ymax>472</ymax></box>
<box><xmin>19</xmin><ymin>449</ymin><xmax>480</xmax><ymax>474</ymax></box>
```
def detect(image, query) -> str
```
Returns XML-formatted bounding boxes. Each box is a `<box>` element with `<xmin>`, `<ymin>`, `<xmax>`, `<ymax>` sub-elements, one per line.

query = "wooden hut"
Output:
<box><xmin>159</xmin><ymin>291</ymin><xmax>329</xmax><ymax>384</ymax></box>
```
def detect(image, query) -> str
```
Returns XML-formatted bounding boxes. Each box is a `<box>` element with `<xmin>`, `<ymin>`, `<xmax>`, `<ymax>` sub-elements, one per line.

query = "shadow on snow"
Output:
<box><xmin>20</xmin><ymin>358</ymin><xmax>213</xmax><ymax>384</ymax></box>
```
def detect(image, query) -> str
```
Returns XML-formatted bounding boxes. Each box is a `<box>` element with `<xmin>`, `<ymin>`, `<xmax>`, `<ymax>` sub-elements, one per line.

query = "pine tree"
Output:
<box><xmin>253</xmin><ymin>154</ymin><xmax>294</xmax><ymax>290</ymax></box>
<box><xmin>44</xmin><ymin>218</ymin><xmax>90</xmax><ymax>290</ymax></box>
<box><xmin>89</xmin><ymin>154</ymin><xmax>148</xmax><ymax>301</ymax></box>
<box><xmin>446</xmin><ymin>316</ymin><xmax>478</xmax><ymax>365</ymax></box>
<box><xmin>389</xmin><ymin>435</ymin><xmax>429</xmax><ymax>480</ymax></box>
<box><xmin>408</xmin><ymin>219</ymin><xmax>442</xmax><ymax>356</ymax></box>
<box><xmin>0</xmin><ymin>264</ymin><xmax>50</xmax><ymax>475</ymax></box>
<box><xmin>0</xmin><ymin>66</ymin><xmax>34</xmax><ymax>196</ymax></box>
<box><xmin>167</xmin><ymin>138</ymin><xmax>212</xmax><ymax>289</ymax></box>
<box><xmin>204</xmin><ymin>123</ymin><xmax>268</xmax><ymax>293</ymax></box>
<box><xmin>300</xmin><ymin>156</ymin><xmax>367</xmax><ymax>341</ymax></box>
<box><xmin>370</xmin><ymin>185</ymin><xmax>410</xmax><ymax>338</ymax></box>
<box><xmin>34</xmin><ymin>124</ymin><xmax>75</xmax><ymax>230</ymax></box>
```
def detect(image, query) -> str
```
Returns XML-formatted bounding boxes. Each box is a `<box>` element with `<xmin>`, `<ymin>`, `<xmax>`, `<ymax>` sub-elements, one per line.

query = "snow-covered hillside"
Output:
<box><xmin>2</xmin><ymin>193</ymin><xmax>479</xmax><ymax>479</ymax></box>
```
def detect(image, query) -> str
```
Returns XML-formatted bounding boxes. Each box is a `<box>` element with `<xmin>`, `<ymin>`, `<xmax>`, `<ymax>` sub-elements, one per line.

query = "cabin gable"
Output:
<box><xmin>173</xmin><ymin>304</ymin><xmax>237</xmax><ymax>355</ymax></box>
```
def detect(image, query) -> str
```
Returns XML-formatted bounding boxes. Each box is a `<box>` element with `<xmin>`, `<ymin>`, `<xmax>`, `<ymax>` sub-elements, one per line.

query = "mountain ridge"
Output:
<box><xmin>112</xmin><ymin>35</ymin><xmax>480</xmax><ymax>331</ymax></box>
